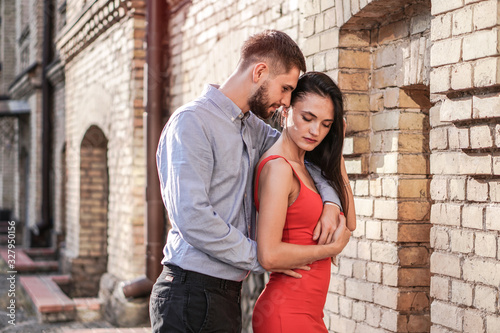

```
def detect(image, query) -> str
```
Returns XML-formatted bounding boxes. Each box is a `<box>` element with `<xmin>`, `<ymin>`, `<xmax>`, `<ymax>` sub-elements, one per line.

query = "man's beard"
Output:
<box><xmin>248</xmin><ymin>81</ymin><xmax>274</xmax><ymax>119</ymax></box>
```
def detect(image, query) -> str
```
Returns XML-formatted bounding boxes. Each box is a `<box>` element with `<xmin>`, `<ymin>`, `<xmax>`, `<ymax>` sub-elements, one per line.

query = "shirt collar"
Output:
<box><xmin>203</xmin><ymin>84</ymin><xmax>248</xmax><ymax>122</ymax></box>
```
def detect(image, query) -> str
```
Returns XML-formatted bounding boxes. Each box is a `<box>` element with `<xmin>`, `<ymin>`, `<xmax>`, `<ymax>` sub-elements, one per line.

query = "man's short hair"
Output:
<box><xmin>240</xmin><ymin>30</ymin><xmax>306</xmax><ymax>75</ymax></box>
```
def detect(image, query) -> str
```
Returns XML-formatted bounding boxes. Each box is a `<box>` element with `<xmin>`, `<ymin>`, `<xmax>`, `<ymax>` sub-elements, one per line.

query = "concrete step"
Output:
<box><xmin>20</xmin><ymin>275</ymin><xmax>76</xmax><ymax>323</ymax></box>
<box><xmin>0</xmin><ymin>248</ymin><xmax>58</xmax><ymax>273</ymax></box>
<box><xmin>20</xmin><ymin>275</ymin><xmax>105</xmax><ymax>324</ymax></box>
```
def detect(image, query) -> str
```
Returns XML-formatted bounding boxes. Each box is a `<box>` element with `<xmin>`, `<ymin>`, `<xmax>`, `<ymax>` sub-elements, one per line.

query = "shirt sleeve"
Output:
<box><xmin>305</xmin><ymin>161</ymin><xmax>343</xmax><ymax>210</ymax></box>
<box><xmin>157</xmin><ymin>111</ymin><xmax>263</xmax><ymax>272</ymax></box>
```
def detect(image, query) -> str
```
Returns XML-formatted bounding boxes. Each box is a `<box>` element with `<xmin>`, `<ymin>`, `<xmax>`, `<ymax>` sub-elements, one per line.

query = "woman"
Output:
<box><xmin>252</xmin><ymin>72</ymin><xmax>356</xmax><ymax>332</ymax></box>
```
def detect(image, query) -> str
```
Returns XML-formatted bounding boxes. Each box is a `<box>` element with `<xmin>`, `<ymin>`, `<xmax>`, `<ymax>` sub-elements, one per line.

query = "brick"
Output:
<box><xmin>329</xmin><ymin>274</ymin><xmax>346</xmax><ymax>295</ymax></box>
<box><xmin>378</xmin><ymin>20</ymin><xmax>409</xmax><ymax>44</ymax></box>
<box><xmin>399</xmin><ymin>179</ymin><xmax>429</xmax><ymax>198</ymax></box>
<box><xmin>452</xmin><ymin>5</ymin><xmax>473</xmax><ymax>35</ymax></box>
<box><xmin>366</xmin><ymin>220</ymin><xmax>382</xmax><ymax>240</ymax></box>
<box><xmin>367</xmin><ymin>262</ymin><xmax>382</xmax><ymax>283</ymax></box>
<box><xmin>495</xmin><ymin>155</ymin><xmax>500</xmax><ymax>175</ymax></box>
<box><xmin>430</xmin><ymin>252</ymin><xmax>461</xmax><ymax>278</ymax></box>
<box><xmin>451</xmin><ymin>280</ymin><xmax>473</xmax><ymax>306</ymax></box>
<box><xmin>303</xmin><ymin>35</ymin><xmax>320</xmax><ymax>56</ymax></box>
<box><xmin>463</xmin><ymin>29</ymin><xmax>500</xmax><ymax>61</ymax></box>
<box><xmin>339</xmin><ymin>49</ymin><xmax>370</xmax><ymax>69</ymax></box>
<box><xmin>398</xmin><ymin>154</ymin><xmax>427</xmax><ymax>175</ymax></box>
<box><xmin>382</xmin><ymin>177</ymin><xmax>397</xmax><ymax>197</ymax></box>
<box><xmin>431</xmin><ymin>0</ymin><xmax>464</xmax><ymax>15</ymax></box>
<box><xmin>375</xmin><ymin>45</ymin><xmax>397</xmax><ymax>69</ymax></box>
<box><xmin>458</xmin><ymin>153</ymin><xmax>492</xmax><ymax>175</ymax></box>
<box><xmin>440</xmin><ymin>98</ymin><xmax>472</xmax><ymax>122</ymax></box>
<box><xmin>373</xmin><ymin>66</ymin><xmax>397</xmax><ymax>89</ymax></box>
<box><xmin>345</xmin><ymin>279</ymin><xmax>373</xmax><ymax>302</ymax></box>
<box><xmin>474</xmin><ymin>57</ymin><xmax>500</xmax><ymax>88</ymax></box>
<box><xmin>430</xmin><ymin>127</ymin><xmax>448</xmax><ymax>150</ymax></box>
<box><xmin>431</xmin><ymin>13</ymin><xmax>452</xmax><ymax>41</ymax></box>
<box><xmin>382</xmin><ymin>221</ymin><xmax>398</xmax><ymax>242</ymax></box>
<box><xmin>430</xmin><ymin>65</ymin><xmax>451</xmax><ymax>93</ymax></box>
<box><xmin>486</xmin><ymin>206</ymin><xmax>500</xmax><ymax>231</ymax></box>
<box><xmin>370</xmin><ymin>92</ymin><xmax>384</xmax><ymax>112</ymax></box>
<box><xmin>372</xmin><ymin>242</ymin><xmax>398</xmax><ymax>264</ymax></box>
<box><xmin>344</xmin><ymin>93</ymin><xmax>369</xmax><ymax>111</ymax></box>
<box><xmin>365</xmin><ymin>303</ymin><xmax>381</xmax><ymax>327</ymax></box>
<box><xmin>339</xmin><ymin>296</ymin><xmax>353</xmax><ymax>317</ymax></box>
<box><xmin>374</xmin><ymin>199</ymin><xmax>398</xmax><ymax>219</ymax></box>
<box><xmin>383</xmin><ymin>264</ymin><xmax>398</xmax><ymax>286</ymax></box>
<box><xmin>430</xmin><ymin>38</ymin><xmax>461</xmax><ymax>67</ymax></box>
<box><xmin>467</xmin><ymin>178</ymin><xmax>489</xmax><ymax>201</ymax></box>
<box><xmin>496</xmin><ymin>125</ymin><xmax>500</xmax><ymax>147</ymax></box>
<box><xmin>325</xmin><ymin>293</ymin><xmax>339</xmax><ymax>314</ymax></box>
<box><xmin>487</xmin><ymin>316</ymin><xmax>500</xmax><ymax>333</ymax></box>
<box><xmin>448</xmin><ymin>126</ymin><xmax>470</xmax><ymax>149</ymax></box>
<box><xmin>473</xmin><ymin>94</ymin><xmax>500</xmax><ymax>119</ymax></box>
<box><xmin>474</xmin><ymin>285</ymin><xmax>497</xmax><ymax>312</ymax></box>
<box><xmin>449</xmin><ymin>177</ymin><xmax>466</xmax><ymax>200</ymax></box>
<box><xmin>370</xmin><ymin>154</ymin><xmax>398</xmax><ymax>174</ymax></box>
<box><xmin>475</xmin><ymin>232</ymin><xmax>496</xmax><ymax>258</ymax></box>
<box><xmin>473</xmin><ymin>0</ymin><xmax>498</xmax><ymax>30</ymax></box>
<box><xmin>374</xmin><ymin>285</ymin><xmax>398</xmax><ymax>308</ymax></box>
<box><xmin>431</xmin><ymin>276</ymin><xmax>450</xmax><ymax>300</ymax></box>
<box><xmin>320</xmin><ymin>29</ymin><xmax>340</xmax><ymax>50</ymax></box>
<box><xmin>339</xmin><ymin>71</ymin><xmax>369</xmax><ymax>91</ymax></box>
<box><xmin>352</xmin><ymin>301</ymin><xmax>365</xmax><ymax>321</ymax></box>
<box><xmin>462</xmin><ymin>205</ymin><xmax>483</xmax><ymax>229</ymax></box>
<box><xmin>339</xmin><ymin>29</ymin><xmax>370</xmax><ymax>47</ymax></box>
<box><xmin>463</xmin><ymin>257</ymin><xmax>500</xmax><ymax>286</ymax></box>
<box><xmin>451</xmin><ymin>62</ymin><xmax>473</xmax><ymax>90</ymax></box>
<box><xmin>491</xmin><ymin>180</ymin><xmax>500</xmax><ymax>202</ymax></box>
<box><xmin>431</xmin><ymin>226</ymin><xmax>450</xmax><ymax>250</ymax></box>
<box><xmin>431</xmin><ymin>176</ymin><xmax>448</xmax><ymax>200</ymax></box>
<box><xmin>398</xmin><ymin>267</ymin><xmax>430</xmax><ymax>286</ymax></box>
<box><xmin>398</xmin><ymin>291</ymin><xmax>430</xmax><ymax>311</ymax></box>
<box><xmin>430</xmin><ymin>203</ymin><xmax>461</xmax><ymax>226</ymax></box>
<box><xmin>407</xmin><ymin>314</ymin><xmax>431</xmax><ymax>332</ymax></box>
<box><xmin>355</xmin><ymin>179</ymin><xmax>369</xmax><ymax>196</ymax></box>
<box><xmin>358</xmin><ymin>240</ymin><xmax>371</xmax><ymax>260</ymax></box>
<box><xmin>463</xmin><ymin>309</ymin><xmax>485</xmax><ymax>333</ymax></box>
<box><xmin>450</xmin><ymin>229</ymin><xmax>474</xmax><ymax>253</ymax></box>
<box><xmin>345</xmin><ymin>157</ymin><xmax>363</xmax><ymax>174</ymax></box>
<box><xmin>470</xmin><ymin>125</ymin><xmax>493</xmax><ymax>149</ymax></box>
<box><xmin>431</xmin><ymin>301</ymin><xmax>464</xmax><ymax>331</ymax></box>
<box><xmin>371</xmin><ymin>178</ymin><xmax>382</xmax><ymax>196</ymax></box>
<box><xmin>380</xmin><ymin>308</ymin><xmax>398</xmax><ymax>331</ymax></box>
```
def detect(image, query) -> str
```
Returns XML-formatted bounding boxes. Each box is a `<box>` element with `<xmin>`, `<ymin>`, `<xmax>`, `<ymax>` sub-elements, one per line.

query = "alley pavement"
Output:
<box><xmin>0</xmin><ymin>273</ymin><xmax>148</xmax><ymax>333</ymax></box>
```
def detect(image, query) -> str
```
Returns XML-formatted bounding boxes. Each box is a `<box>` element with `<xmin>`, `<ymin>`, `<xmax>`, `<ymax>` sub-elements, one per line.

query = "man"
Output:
<box><xmin>151</xmin><ymin>30</ymin><xmax>346</xmax><ymax>332</ymax></box>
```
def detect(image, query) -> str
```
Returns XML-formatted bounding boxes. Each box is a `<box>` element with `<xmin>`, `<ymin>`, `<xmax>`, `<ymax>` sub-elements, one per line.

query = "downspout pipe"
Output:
<box><xmin>36</xmin><ymin>0</ymin><xmax>53</xmax><ymax>241</ymax></box>
<box><xmin>122</xmin><ymin>0</ymin><xmax>166</xmax><ymax>298</ymax></box>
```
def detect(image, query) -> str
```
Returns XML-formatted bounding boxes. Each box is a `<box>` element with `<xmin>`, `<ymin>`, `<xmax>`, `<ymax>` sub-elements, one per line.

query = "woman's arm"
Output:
<box><xmin>256</xmin><ymin>159</ymin><xmax>352</xmax><ymax>271</ymax></box>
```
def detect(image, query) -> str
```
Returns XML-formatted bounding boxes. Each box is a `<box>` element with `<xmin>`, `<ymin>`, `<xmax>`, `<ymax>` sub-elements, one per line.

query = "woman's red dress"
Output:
<box><xmin>252</xmin><ymin>155</ymin><xmax>330</xmax><ymax>333</ymax></box>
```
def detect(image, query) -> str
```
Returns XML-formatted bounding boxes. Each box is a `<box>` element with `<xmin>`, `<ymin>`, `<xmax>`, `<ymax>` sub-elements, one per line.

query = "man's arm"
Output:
<box><xmin>157</xmin><ymin>111</ymin><xmax>264</xmax><ymax>273</ymax></box>
<box><xmin>306</xmin><ymin>161</ymin><xmax>343</xmax><ymax>244</ymax></box>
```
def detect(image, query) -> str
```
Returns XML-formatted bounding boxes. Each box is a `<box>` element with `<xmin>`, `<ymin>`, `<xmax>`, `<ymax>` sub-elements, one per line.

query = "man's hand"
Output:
<box><xmin>272</xmin><ymin>265</ymin><xmax>311</xmax><ymax>278</ymax></box>
<box><xmin>313</xmin><ymin>203</ymin><xmax>342</xmax><ymax>245</ymax></box>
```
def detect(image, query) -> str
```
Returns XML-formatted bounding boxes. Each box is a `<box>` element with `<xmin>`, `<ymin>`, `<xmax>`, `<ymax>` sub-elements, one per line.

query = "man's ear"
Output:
<box><xmin>252</xmin><ymin>62</ymin><xmax>268</xmax><ymax>83</ymax></box>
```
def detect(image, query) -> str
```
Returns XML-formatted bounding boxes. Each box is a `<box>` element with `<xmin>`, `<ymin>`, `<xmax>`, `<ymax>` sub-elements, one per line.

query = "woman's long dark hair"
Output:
<box><xmin>290</xmin><ymin>72</ymin><xmax>348</xmax><ymax>213</ymax></box>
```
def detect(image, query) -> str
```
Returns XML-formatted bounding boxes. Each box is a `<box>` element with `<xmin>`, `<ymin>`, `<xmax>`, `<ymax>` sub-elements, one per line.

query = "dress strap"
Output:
<box><xmin>254</xmin><ymin>155</ymin><xmax>300</xmax><ymax>211</ymax></box>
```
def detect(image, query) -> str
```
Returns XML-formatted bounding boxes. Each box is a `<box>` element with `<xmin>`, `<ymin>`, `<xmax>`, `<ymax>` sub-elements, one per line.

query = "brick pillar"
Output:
<box><xmin>429</xmin><ymin>0</ymin><xmax>500</xmax><ymax>331</ymax></box>
<box><xmin>314</xmin><ymin>1</ymin><xmax>433</xmax><ymax>332</ymax></box>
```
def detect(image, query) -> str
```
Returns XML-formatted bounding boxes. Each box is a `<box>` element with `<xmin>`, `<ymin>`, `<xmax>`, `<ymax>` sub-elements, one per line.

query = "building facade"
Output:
<box><xmin>0</xmin><ymin>0</ymin><xmax>499</xmax><ymax>332</ymax></box>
